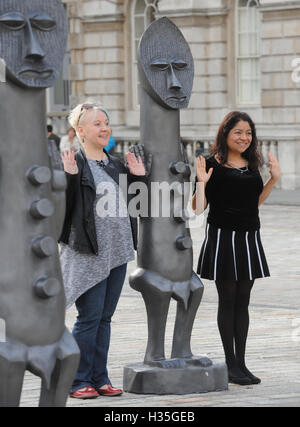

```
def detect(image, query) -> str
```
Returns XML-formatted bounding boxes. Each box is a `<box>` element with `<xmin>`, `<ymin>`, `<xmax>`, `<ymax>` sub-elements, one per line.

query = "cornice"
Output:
<box><xmin>82</xmin><ymin>14</ymin><xmax>124</xmax><ymax>23</ymax></box>
<box><xmin>156</xmin><ymin>7</ymin><xmax>228</xmax><ymax>18</ymax></box>
<box><xmin>259</xmin><ymin>1</ymin><xmax>300</xmax><ymax>12</ymax></box>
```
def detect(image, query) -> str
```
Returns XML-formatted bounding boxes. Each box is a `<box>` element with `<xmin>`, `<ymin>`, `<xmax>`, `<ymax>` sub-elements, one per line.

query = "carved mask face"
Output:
<box><xmin>0</xmin><ymin>0</ymin><xmax>67</xmax><ymax>88</ymax></box>
<box><xmin>138</xmin><ymin>17</ymin><xmax>194</xmax><ymax>110</ymax></box>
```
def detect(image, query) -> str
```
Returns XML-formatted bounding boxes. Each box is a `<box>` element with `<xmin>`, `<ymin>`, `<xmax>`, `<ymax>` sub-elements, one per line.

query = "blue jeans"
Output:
<box><xmin>70</xmin><ymin>263</ymin><xmax>127</xmax><ymax>393</ymax></box>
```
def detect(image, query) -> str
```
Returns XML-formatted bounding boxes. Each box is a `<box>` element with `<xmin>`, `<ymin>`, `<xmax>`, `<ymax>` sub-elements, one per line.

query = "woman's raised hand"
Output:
<box><xmin>126</xmin><ymin>144</ymin><xmax>151</xmax><ymax>176</ymax></box>
<box><xmin>126</xmin><ymin>152</ymin><xmax>146</xmax><ymax>176</ymax></box>
<box><xmin>61</xmin><ymin>150</ymin><xmax>79</xmax><ymax>175</ymax></box>
<box><xmin>268</xmin><ymin>152</ymin><xmax>281</xmax><ymax>182</ymax></box>
<box><xmin>196</xmin><ymin>156</ymin><xmax>213</xmax><ymax>183</ymax></box>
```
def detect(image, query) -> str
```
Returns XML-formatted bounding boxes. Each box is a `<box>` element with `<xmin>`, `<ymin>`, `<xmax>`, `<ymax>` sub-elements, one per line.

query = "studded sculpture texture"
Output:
<box><xmin>0</xmin><ymin>0</ymin><xmax>79</xmax><ymax>407</ymax></box>
<box><xmin>124</xmin><ymin>17</ymin><xmax>227</xmax><ymax>394</ymax></box>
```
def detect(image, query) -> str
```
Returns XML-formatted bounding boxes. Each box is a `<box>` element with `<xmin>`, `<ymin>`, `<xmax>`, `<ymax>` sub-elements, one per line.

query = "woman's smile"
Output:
<box><xmin>235</xmin><ymin>141</ymin><xmax>250</xmax><ymax>148</ymax></box>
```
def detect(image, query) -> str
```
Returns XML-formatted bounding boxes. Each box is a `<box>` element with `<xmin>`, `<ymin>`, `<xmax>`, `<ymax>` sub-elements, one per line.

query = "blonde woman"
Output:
<box><xmin>59</xmin><ymin>103</ymin><xmax>147</xmax><ymax>399</ymax></box>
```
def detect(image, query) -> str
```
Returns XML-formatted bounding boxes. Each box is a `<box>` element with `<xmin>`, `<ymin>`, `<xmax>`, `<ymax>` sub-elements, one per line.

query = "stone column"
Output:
<box><xmin>277</xmin><ymin>140</ymin><xmax>297</xmax><ymax>190</ymax></box>
<box><xmin>296</xmin><ymin>140</ymin><xmax>300</xmax><ymax>189</ymax></box>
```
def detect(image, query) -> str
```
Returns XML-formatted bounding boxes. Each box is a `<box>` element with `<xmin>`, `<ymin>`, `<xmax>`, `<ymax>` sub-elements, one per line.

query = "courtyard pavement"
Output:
<box><xmin>19</xmin><ymin>201</ymin><xmax>300</xmax><ymax>407</ymax></box>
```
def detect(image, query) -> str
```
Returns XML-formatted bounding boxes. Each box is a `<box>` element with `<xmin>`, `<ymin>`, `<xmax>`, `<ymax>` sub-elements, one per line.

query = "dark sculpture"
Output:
<box><xmin>0</xmin><ymin>0</ymin><xmax>79</xmax><ymax>407</ymax></box>
<box><xmin>0</xmin><ymin>0</ymin><xmax>66</xmax><ymax>89</ymax></box>
<box><xmin>124</xmin><ymin>17</ymin><xmax>227</xmax><ymax>394</ymax></box>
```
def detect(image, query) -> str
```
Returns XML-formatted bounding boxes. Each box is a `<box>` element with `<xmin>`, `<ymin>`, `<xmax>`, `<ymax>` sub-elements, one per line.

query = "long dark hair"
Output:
<box><xmin>210</xmin><ymin>111</ymin><xmax>262</xmax><ymax>171</ymax></box>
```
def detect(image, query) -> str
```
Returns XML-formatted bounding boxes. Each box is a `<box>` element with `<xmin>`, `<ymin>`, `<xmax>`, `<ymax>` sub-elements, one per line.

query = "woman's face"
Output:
<box><xmin>78</xmin><ymin>110</ymin><xmax>111</xmax><ymax>149</ymax></box>
<box><xmin>226</xmin><ymin>120</ymin><xmax>252</xmax><ymax>155</ymax></box>
<box><xmin>68</xmin><ymin>128</ymin><xmax>76</xmax><ymax>139</ymax></box>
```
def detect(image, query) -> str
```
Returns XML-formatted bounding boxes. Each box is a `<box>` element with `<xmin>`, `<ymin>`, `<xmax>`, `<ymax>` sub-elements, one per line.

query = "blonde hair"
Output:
<box><xmin>68</xmin><ymin>101</ymin><xmax>110</xmax><ymax>144</ymax></box>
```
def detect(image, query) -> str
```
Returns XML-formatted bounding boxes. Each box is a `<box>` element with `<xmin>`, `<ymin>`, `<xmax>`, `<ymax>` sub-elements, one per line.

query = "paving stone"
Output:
<box><xmin>19</xmin><ymin>205</ymin><xmax>300</xmax><ymax>407</ymax></box>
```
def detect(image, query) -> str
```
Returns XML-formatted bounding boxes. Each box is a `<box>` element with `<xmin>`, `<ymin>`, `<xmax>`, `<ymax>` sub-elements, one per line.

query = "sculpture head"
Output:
<box><xmin>138</xmin><ymin>17</ymin><xmax>194</xmax><ymax>110</ymax></box>
<box><xmin>0</xmin><ymin>0</ymin><xmax>67</xmax><ymax>88</ymax></box>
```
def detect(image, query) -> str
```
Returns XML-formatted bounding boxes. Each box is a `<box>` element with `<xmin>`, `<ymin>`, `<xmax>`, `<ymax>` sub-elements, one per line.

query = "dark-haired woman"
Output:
<box><xmin>192</xmin><ymin>111</ymin><xmax>280</xmax><ymax>385</ymax></box>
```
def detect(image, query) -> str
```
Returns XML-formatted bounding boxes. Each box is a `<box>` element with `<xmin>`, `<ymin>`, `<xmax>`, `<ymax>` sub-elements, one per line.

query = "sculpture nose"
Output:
<box><xmin>25</xmin><ymin>20</ymin><xmax>45</xmax><ymax>60</ymax></box>
<box><xmin>168</xmin><ymin>65</ymin><xmax>182</xmax><ymax>90</ymax></box>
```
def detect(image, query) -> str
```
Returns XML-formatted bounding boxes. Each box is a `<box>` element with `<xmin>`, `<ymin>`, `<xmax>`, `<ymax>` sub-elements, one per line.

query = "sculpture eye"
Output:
<box><xmin>151</xmin><ymin>59</ymin><xmax>170</xmax><ymax>71</ymax></box>
<box><xmin>30</xmin><ymin>13</ymin><xmax>56</xmax><ymax>31</ymax></box>
<box><xmin>172</xmin><ymin>60</ymin><xmax>188</xmax><ymax>71</ymax></box>
<box><xmin>0</xmin><ymin>12</ymin><xmax>26</xmax><ymax>30</ymax></box>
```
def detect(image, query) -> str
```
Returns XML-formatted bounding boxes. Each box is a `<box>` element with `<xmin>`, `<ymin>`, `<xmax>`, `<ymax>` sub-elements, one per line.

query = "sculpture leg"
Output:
<box><xmin>0</xmin><ymin>353</ymin><xmax>26</xmax><ymax>407</ymax></box>
<box><xmin>141</xmin><ymin>287</ymin><xmax>172</xmax><ymax>364</ymax></box>
<box><xmin>39</xmin><ymin>329</ymin><xmax>80</xmax><ymax>407</ymax></box>
<box><xmin>171</xmin><ymin>274</ymin><xmax>204</xmax><ymax>359</ymax></box>
<box><xmin>130</xmin><ymin>268</ymin><xmax>173</xmax><ymax>364</ymax></box>
<box><xmin>39</xmin><ymin>353</ymin><xmax>80</xmax><ymax>407</ymax></box>
<box><xmin>171</xmin><ymin>288</ymin><xmax>203</xmax><ymax>359</ymax></box>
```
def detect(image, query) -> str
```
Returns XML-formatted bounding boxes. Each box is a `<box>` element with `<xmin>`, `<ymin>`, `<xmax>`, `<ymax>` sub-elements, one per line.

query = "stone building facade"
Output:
<box><xmin>51</xmin><ymin>0</ymin><xmax>300</xmax><ymax>190</ymax></box>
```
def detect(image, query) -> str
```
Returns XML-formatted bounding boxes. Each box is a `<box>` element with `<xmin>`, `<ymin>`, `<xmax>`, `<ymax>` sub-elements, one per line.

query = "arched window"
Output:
<box><xmin>236</xmin><ymin>0</ymin><xmax>261</xmax><ymax>105</ymax></box>
<box><xmin>131</xmin><ymin>0</ymin><xmax>158</xmax><ymax>108</ymax></box>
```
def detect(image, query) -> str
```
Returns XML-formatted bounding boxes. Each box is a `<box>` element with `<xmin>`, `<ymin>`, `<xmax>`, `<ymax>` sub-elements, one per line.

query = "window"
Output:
<box><xmin>0</xmin><ymin>58</ymin><xmax>5</xmax><ymax>83</ymax></box>
<box><xmin>131</xmin><ymin>0</ymin><xmax>158</xmax><ymax>108</ymax></box>
<box><xmin>47</xmin><ymin>4</ymin><xmax>70</xmax><ymax>112</ymax></box>
<box><xmin>48</xmin><ymin>51</ymin><xmax>71</xmax><ymax>112</ymax></box>
<box><xmin>236</xmin><ymin>0</ymin><xmax>261</xmax><ymax>105</ymax></box>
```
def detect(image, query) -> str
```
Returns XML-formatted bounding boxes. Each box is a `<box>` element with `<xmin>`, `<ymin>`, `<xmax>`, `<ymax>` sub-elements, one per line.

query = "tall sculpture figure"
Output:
<box><xmin>124</xmin><ymin>17</ymin><xmax>227</xmax><ymax>394</ymax></box>
<box><xmin>0</xmin><ymin>0</ymin><xmax>80</xmax><ymax>407</ymax></box>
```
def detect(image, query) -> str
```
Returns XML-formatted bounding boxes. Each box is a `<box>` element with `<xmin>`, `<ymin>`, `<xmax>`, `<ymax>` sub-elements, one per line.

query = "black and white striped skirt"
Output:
<box><xmin>197</xmin><ymin>223</ymin><xmax>270</xmax><ymax>281</ymax></box>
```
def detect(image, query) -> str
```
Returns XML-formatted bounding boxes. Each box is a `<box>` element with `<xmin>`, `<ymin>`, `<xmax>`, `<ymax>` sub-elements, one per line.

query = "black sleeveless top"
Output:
<box><xmin>194</xmin><ymin>157</ymin><xmax>263</xmax><ymax>231</ymax></box>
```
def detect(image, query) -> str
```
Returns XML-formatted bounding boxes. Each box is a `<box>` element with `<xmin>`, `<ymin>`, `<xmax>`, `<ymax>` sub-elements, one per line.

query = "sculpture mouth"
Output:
<box><xmin>18</xmin><ymin>69</ymin><xmax>54</xmax><ymax>79</ymax></box>
<box><xmin>167</xmin><ymin>96</ymin><xmax>187</xmax><ymax>103</ymax></box>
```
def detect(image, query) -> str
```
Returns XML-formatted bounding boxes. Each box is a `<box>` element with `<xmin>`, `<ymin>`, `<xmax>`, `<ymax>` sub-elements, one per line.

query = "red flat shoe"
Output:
<box><xmin>70</xmin><ymin>386</ymin><xmax>99</xmax><ymax>399</ymax></box>
<box><xmin>98</xmin><ymin>384</ymin><xmax>123</xmax><ymax>396</ymax></box>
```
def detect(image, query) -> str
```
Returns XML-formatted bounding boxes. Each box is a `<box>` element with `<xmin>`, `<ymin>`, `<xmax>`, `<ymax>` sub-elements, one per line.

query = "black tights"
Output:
<box><xmin>215</xmin><ymin>279</ymin><xmax>254</xmax><ymax>376</ymax></box>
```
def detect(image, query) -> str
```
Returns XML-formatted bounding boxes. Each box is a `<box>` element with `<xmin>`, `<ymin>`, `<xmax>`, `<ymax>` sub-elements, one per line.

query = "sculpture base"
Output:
<box><xmin>123</xmin><ymin>359</ymin><xmax>228</xmax><ymax>395</ymax></box>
